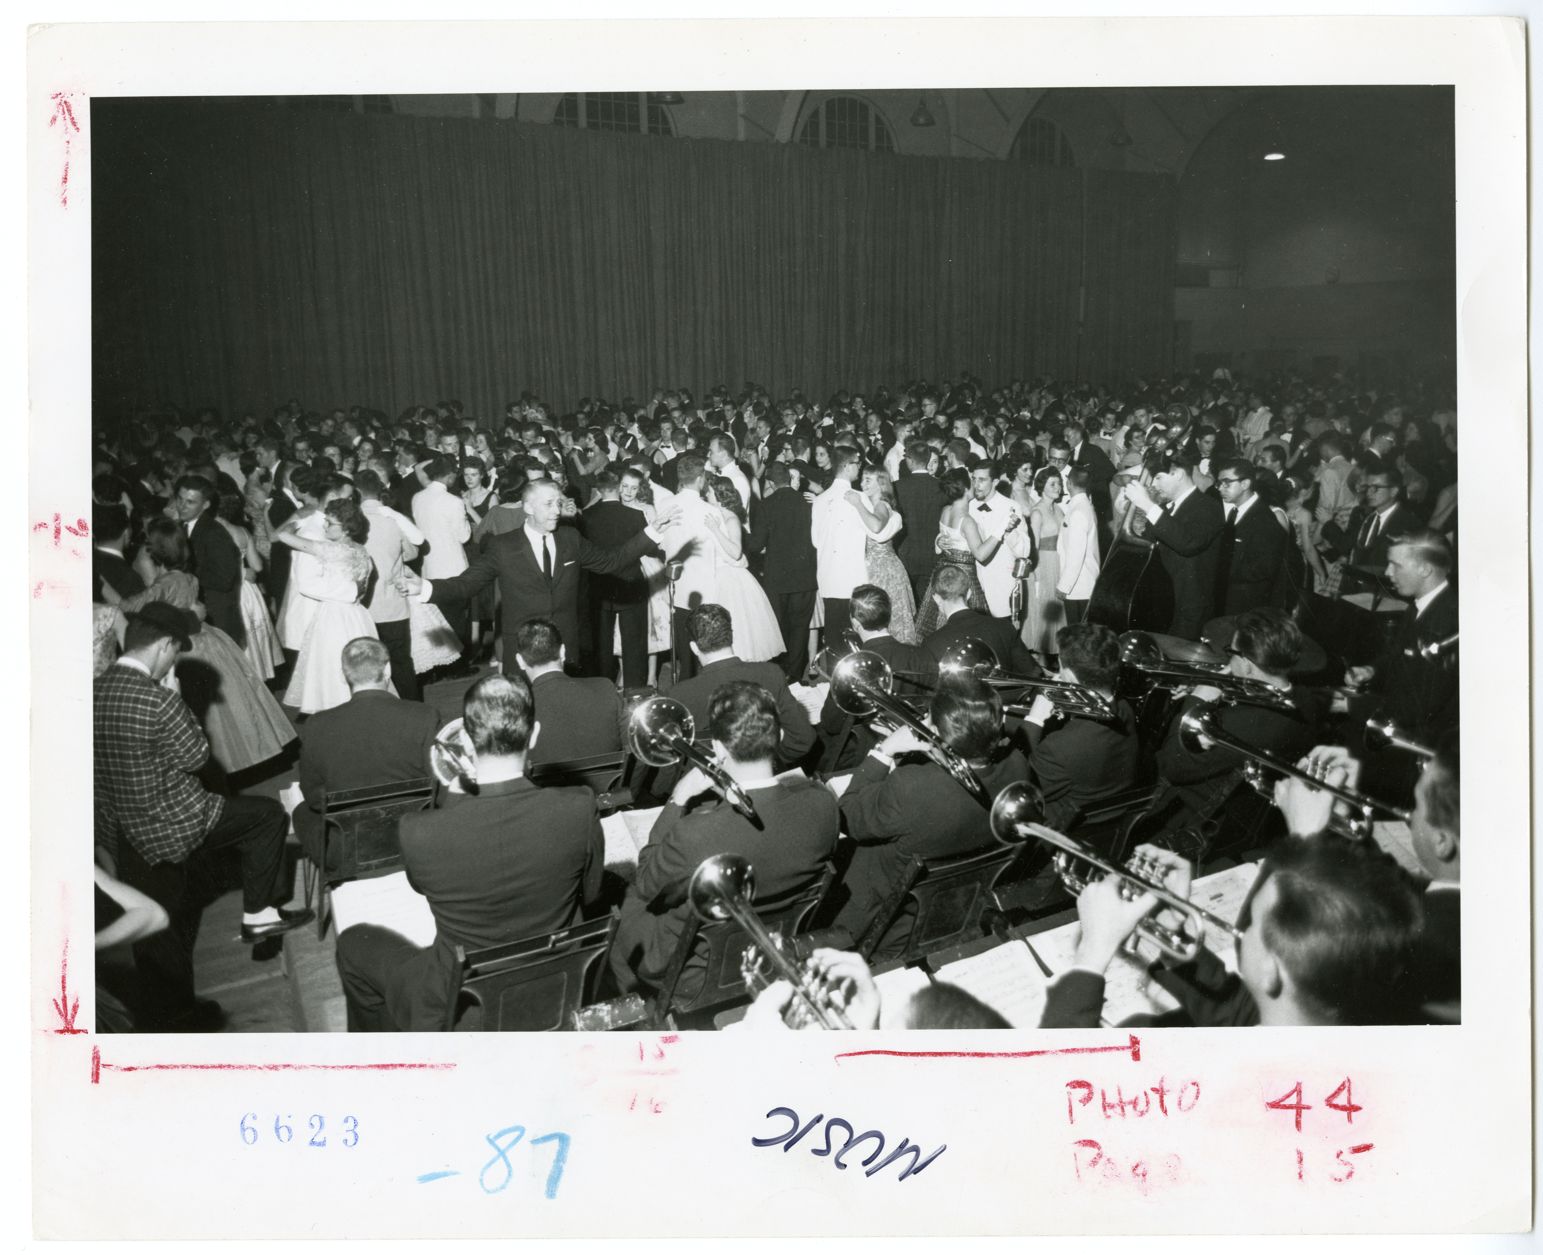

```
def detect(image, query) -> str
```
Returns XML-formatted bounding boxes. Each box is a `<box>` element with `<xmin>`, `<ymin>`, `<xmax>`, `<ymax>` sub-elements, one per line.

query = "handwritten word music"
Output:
<box><xmin>239</xmin><ymin>1114</ymin><xmax>358</xmax><ymax>1148</ymax></box>
<box><xmin>1266</xmin><ymin>1078</ymin><xmax>1374</xmax><ymax>1184</ymax></box>
<box><xmin>752</xmin><ymin>1107</ymin><xmax>945</xmax><ymax>1183</ymax></box>
<box><xmin>417</xmin><ymin>1126</ymin><xmax>571</xmax><ymax>1199</ymax></box>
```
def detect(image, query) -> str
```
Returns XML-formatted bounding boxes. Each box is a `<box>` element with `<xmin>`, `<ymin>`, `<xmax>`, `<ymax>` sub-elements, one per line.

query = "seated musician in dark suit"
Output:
<box><xmin>1147</xmin><ymin>608</ymin><xmax>1325</xmax><ymax>857</ymax></box>
<box><xmin>513</xmin><ymin>618</ymin><xmax>623</xmax><ymax>768</ymax></box>
<box><xmin>608</xmin><ymin>681</ymin><xmax>839</xmax><ymax>998</ymax></box>
<box><xmin>1040</xmin><ymin>834</ymin><xmax>1426</xmax><ymax>1028</ymax></box>
<box><xmin>921</xmin><ymin>562</ymin><xmax>1042</xmax><ymax>677</ymax></box>
<box><xmin>826</xmin><ymin>674</ymin><xmax>1027</xmax><ymax>959</ymax></box>
<box><xmin>1017</xmin><ymin>623</ymin><xmax>1138</xmax><ymax>833</ymax></box>
<box><xmin>335</xmin><ymin>673</ymin><xmax>604</xmax><ymax>1031</ymax></box>
<box><xmin>818</xmin><ymin>584</ymin><xmax>939</xmax><ymax>772</ymax></box>
<box><xmin>93</xmin><ymin>502</ymin><xmax>145</xmax><ymax>603</ymax></box>
<box><xmin>295</xmin><ymin>637</ymin><xmax>441</xmax><ymax>871</ymax></box>
<box><xmin>1338</xmin><ymin>465</ymin><xmax>1423</xmax><ymax>593</ymax></box>
<box><xmin>666</xmin><ymin>604</ymin><xmax>817</xmax><ymax>769</ymax></box>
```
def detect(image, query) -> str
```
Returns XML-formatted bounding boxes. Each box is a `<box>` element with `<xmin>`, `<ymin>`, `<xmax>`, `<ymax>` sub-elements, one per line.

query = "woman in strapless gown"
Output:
<box><xmin>1020</xmin><ymin>466</ymin><xmax>1067</xmax><ymax>659</ymax></box>
<box><xmin>702</xmin><ymin>476</ymin><xmax>786</xmax><ymax>662</ymax></box>
<box><xmin>915</xmin><ymin>469</ymin><xmax>990</xmax><ymax>638</ymax></box>
<box><xmin>850</xmin><ymin>467</ymin><xmax>920</xmax><ymax>644</ymax></box>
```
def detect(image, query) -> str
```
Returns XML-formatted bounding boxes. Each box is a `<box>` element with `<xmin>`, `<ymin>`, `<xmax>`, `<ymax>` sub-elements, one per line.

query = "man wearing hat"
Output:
<box><xmin>94</xmin><ymin>603</ymin><xmax>311</xmax><ymax>1031</ymax></box>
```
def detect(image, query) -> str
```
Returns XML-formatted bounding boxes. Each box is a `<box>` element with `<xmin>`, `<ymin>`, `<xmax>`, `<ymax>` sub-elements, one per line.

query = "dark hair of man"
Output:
<box><xmin>1216</xmin><ymin>457</ymin><xmax>1255</xmax><ymax>489</ymax></box>
<box><xmin>707</xmin><ymin>680</ymin><xmax>780</xmax><ymax>763</ymax></box>
<box><xmin>591</xmin><ymin>469</ymin><xmax>620</xmax><ymax>493</ymax></box>
<box><xmin>1065</xmin><ymin>465</ymin><xmax>1093</xmax><ymax>494</ymax></box>
<box><xmin>514</xmin><ymin>617</ymin><xmax>563</xmax><ymax>667</ymax></box>
<box><xmin>1365</xmin><ymin>464</ymin><xmax>1404</xmax><ymax>494</ymax></box>
<box><xmin>1256</xmin><ymin>443</ymin><xmax>1287</xmax><ymax>469</ymax></box>
<box><xmin>1424</xmin><ymin>729</ymin><xmax>1460</xmax><ymax>839</ymax></box>
<box><xmin>904</xmin><ymin>439</ymin><xmax>933</xmax><ymax>469</ymax></box>
<box><xmin>341</xmin><ymin>637</ymin><xmax>390</xmax><ymax>688</ymax></box>
<box><xmin>93</xmin><ymin>501</ymin><xmax>129</xmax><ymax>542</ymax></box>
<box><xmin>1231</xmin><ymin>606</ymin><xmax>1302</xmax><ymax>676</ymax></box>
<box><xmin>832</xmin><ymin>445</ymin><xmax>864</xmax><ymax>478</ymax></box>
<box><xmin>709</xmin><ymin>431</ymin><xmax>738</xmax><ymax>459</ymax></box>
<box><xmin>1056</xmin><ymin>622</ymin><xmax>1121</xmax><ymax>693</ymax></box>
<box><xmin>173</xmin><ymin>473</ymin><xmax>215</xmax><ymax>504</ymax></box>
<box><xmin>849</xmin><ymin>583</ymin><xmax>892</xmax><ymax>631</ymax></box>
<box><xmin>688</xmin><ymin>603</ymin><xmax>734</xmax><ymax>653</ymax></box>
<box><xmin>123</xmin><ymin>614</ymin><xmax>178</xmax><ymax>654</ymax></box>
<box><xmin>763</xmin><ymin>461</ymin><xmax>792</xmax><ymax>489</ymax></box>
<box><xmin>944</xmin><ymin>437</ymin><xmax>972</xmax><ymax>466</ymax></box>
<box><xmin>932</xmin><ymin>561</ymin><xmax>972</xmax><ymax>603</ymax></box>
<box><xmin>1063</xmin><ymin>420</ymin><xmax>1087</xmax><ymax>442</ymax></box>
<box><xmin>1319</xmin><ymin>433</ymin><xmax>1349</xmax><ymax>460</ymax></box>
<box><xmin>463</xmin><ymin>672</ymin><xmax>535</xmax><ymax>757</ymax></box>
<box><xmin>967</xmin><ymin>456</ymin><xmax>997</xmax><ymax>477</ymax></box>
<box><xmin>289</xmin><ymin>465</ymin><xmax>324</xmax><ymax>501</ymax></box>
<box><xmin>425</xmin><ymin>454</ymin><xmax>458</xmax><ymax>482</ymax></box>
<box><xmin>354</xmin><ymin>469</ymin><xmax>386</xmax><ymax>497</ymax></box>
<box><xmin>143</xmin><ymin>516</ymin><xmax>191</xmax><ymax>572</ymax></box>
<box><xmin>676</xmin><ymin>451</ymin><xmax>708</xmax><ymax>487</ymax></box>
<box><xmin>1154</xmin><ymin>448</ymin><xmax>1199</xmax><ymax>476</ymax></box>
<box><xmin>930</xmin><ymin>674</ymin><xmax>1004</xmax><ymax>762</ymax></box>
<box><xmin>216</xmin><ymin>490</ymin><xmax>246</xmax><ymax>527</ymax></box>
<box><xmin>324</xmin><ymin>497</ymin><xmax>370</xmax><ymax>544</ymax></box>
<box><xmin>938</xmin><ymin>466</ymin><xmax>971</xmax><ymax>504</ymax></box>
<box><xmin>1254</xmin><ymin>833</ymin><xmax>1424</xmax><ymax>1025</ymax></box>
<box><xmin>903</xmin><ymin>982</ymin><xmax>1012</xmax><ymax>1029</ymax></box>
<box><xmin>1387</xmin><ymin>527</ymin><xmax>1452</xmax><ymax>576</ymax></box>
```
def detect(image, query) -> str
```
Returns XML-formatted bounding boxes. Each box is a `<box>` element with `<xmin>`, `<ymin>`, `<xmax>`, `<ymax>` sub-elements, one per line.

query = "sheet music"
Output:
<box><xmin>931</xmin><ymin>940</ymin><xmax>1049</xmax><ymax>1027</ymax></box>
<box><xmin>789</xmin><ymin>680</ymin><xmax>827</xmax><ymax>725</ymax></box>
<box><xmin>330</xmin><ymin>871</ymin><xmax>436</xmax><ymax>948</ymax></box>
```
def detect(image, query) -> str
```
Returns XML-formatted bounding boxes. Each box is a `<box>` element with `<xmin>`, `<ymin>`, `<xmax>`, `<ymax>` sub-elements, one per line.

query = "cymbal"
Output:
<box><xmin>1147</xmin><ymin>631</ymin><xmax>1225</xmax><ymax>666</ymax></box>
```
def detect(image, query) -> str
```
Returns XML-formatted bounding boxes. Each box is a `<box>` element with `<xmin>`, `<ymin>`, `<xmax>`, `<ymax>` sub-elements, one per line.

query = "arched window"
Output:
<box><xmin>798</xmin><ymin>96</ymin><xmax>895</xmax><ymax>153</ymax></box>
<box><xmin>552</xmin><ymin>92</ymin><xmax>674</xmax><ymax>137</ymax></box>
<box><xmin>1011</xmin><ymin>116</ymin><xmax>1076</xmax><ymax>168</ymax></box>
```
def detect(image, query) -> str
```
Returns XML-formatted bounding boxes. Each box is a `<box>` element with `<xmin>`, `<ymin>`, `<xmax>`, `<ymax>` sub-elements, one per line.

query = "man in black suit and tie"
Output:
<box><xmin>666</xmin><ymin>604</ymin><xmax>817</xmax><ymax>770</ymax></box>
<box><xmin>92</xmin><ymin>502</ymin><xmax>144</xmax><ymax>603</ymax></box>
<box><xmin>1120</xmin><ymin>449</ymin><xmax>1226</xmax><ymax>641</ymax></box>
<box><xmin>921</xmin><ymin>563</ymin><xmax>1043</xmax><ymax>677</ymax></box>
<box><xmin>334</xmin><ymin>672</ymin><xmax>605</xmax><ymax>1031</ymax></box>
<box><xmin>1065</xmin><ymin>421</ymin><xmax>1117</xmax><ymax>538</ymax></box>
<box><xmin>743</xmin><ymin>462</ymin><xmax>818</xmax><ymax>683</ymax></box>
<box><xmin>295</xmin><ymin>638</ymin><xmax>441</xmax><ymax>872</ymax></box>
<box><xmin>608</xmin><ymin>680</ymin><xmax>838</xmax><ymax>999</ymax></box>
<box><xmin>1341</xmin><ymin>466</ymin><xmax>1423</xmax><ymax>590</ymax></box>
<box><xmin>402</xmin><ymin>478</ymin><xmax>676</xmax><ymax>680</ymax></box>
<box><xmin>818</xmin><ymin>584</ymin><xmax>939</xmax><ymax>772</ymax></box>
<box><xmin>513</xmin><ymin>618</ymin><xmax>623</xmax><ymax>767</ymax></box>
<box><xmin>583</xmin><ymin>470</ymin><xmax>650</xmax><ymax>690</ymax></box>
<box><xmin>893</xmin><ymin>441</ymin><xmax>945</xmax><ymax>604</ymax></box>
<box><xmin>1213</xmin><ymin>458</ymin><xmax>1288</xmax><ymax>616</ymax></box>
<box><xmin>172</xmin><ymin>474</ymin><xmax>246</xmax><ymax>648</ymax></box>
<box><xmin>256</xmin><ymin>450</ymin><xmax>302</xmax><ymax>611</ymax></box>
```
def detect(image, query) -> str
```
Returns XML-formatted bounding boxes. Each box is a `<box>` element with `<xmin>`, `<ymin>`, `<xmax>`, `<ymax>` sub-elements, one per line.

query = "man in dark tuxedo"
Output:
<box><xmin>1121</xmin><ymin>449</ymin><xmax>1226</xmax><ymax>640</ymax></box>
<box><xmin>666</xmin><ymin>604</ymin><xmax>816</xmax><ymax>769</ymax></box>
<box><xmin>827</xmin><ymin>674</ymin><xmax>1026</xmax><ymax>958</ymax></box>
<box><xmin>172</xmin><ymin>474</ymin><xmax>246</xmax><ymax>649</ymax></box>
<box><xmin>92</xmin><ymin>502</ymin><xmax>144</xmax><ymax>602</ymax></box>
<box><xmin>1017</xmin><ymin>623</ymin><xmax>1139</xmax><ymax>833</ymax></box>
<box><xmin>403</xmin><ymin>478</ymin><xmax>674</xmax><ymax>679</ymax></box>
<box><xmin>260</xmin><ymin>459</ymin><xmax>302</xmax><ymax>611</ymax></box>
<box><xmin>743</xmin><ymin>462</ymin><xmax>818</xmax><ymax>683</ymax></box>
<box><xmin>608</xmin><ymin>680</ymin><xmax>838</xmax><ymax>998</ymax></box>
<box><xmin>1065</xmin><ymin>421</ymin><xmax>1117</xmax><ymax>536</ymax></box>
<box><xmin>1213</xmin><ymin>458</ymin><xmax>1288</xmax><ymax>616</ymax></box>
<box><xmin>893</xmin><ymin>440</ymin><xmax>945</xmax><ymax>604</ymax></box>
<box><xmin>817</xmin><ymin>584</ymin><xmax>939</xmax><ymax>772</ymax></box>
<box><xmin>921</xmin><ymin>563</ymin><xmax>1043</xmax><ymax>677</ymax></box>
<box><xmin>514</xmin><ymin>618</ymin><xmax>623</xmax><ymax>767</ymax></box>
<box><xmin>334</xmin><ymin>672</ymin><xmax>604</xmax><ymax>1031</ymax></box>
<box><xmin>294</xmin><ymin>638</ymin><xmax>440</xmax><ymax>871</ymax></box>
<box><xmin>583</xmin><ymin>470</ymin><xmax>650</xmax><ymax>690</ymax></box>
<box><xmin>1341</xmin><ymin>466</ymin><xmax>1423</xmax><ymax>590</ymax></box>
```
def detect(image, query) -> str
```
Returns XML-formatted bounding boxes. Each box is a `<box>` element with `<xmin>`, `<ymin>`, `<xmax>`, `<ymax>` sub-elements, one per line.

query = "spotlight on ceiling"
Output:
<box><xmin>1263</xmin><ymin>150</ymin><xmax>1286</xmax><ymax>161</ymax></box>
<box><xmin>910</xmin><ymin>97</ymin><xmax>935</xmax><ymax>128</ymax></box>
<box><xmin>649</xmin><ymin>92</ymin><xmax>684</xmax><ymax>106</ymax></box>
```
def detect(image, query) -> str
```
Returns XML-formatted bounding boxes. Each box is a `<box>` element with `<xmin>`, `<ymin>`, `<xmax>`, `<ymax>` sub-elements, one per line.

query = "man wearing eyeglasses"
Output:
<box><xmin>1346</xmin><ymin>466</ymin><xmax>1420</xmax><ymax>576</ymax></box>
<box><xmin>1213</xmin><ymin>458</ymin><xmax>1288</xmax><ymax>615</ymax></box>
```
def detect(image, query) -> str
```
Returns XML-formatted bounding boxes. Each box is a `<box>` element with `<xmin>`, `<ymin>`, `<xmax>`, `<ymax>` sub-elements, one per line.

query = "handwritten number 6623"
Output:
<box><xmin>240</xmin><ymin>1114</ymin><xmax>358</xmax><ymax>1147</ymax></box>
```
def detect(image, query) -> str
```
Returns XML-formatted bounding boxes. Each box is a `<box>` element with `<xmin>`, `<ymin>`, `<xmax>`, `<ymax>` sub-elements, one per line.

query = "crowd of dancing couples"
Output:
<box><xmin>90</xmin><ymin>369</ymin><xmax>1460</xmax><ymax>1032</ymax></box>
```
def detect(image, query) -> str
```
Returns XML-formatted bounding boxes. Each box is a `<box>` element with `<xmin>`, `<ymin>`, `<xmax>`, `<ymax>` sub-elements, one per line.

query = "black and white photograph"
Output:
<box><xmin>28</xmin><ymin>13</ymin><xmax>1529</xmax><ymax>1241</ymax></box>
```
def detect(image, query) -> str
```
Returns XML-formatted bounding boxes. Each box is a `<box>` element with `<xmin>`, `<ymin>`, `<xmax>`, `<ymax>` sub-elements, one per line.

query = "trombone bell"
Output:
<box><xmin>626</xmin><ymin>695</ymin><xmax>762</xmax><ymax>825</ymax></box>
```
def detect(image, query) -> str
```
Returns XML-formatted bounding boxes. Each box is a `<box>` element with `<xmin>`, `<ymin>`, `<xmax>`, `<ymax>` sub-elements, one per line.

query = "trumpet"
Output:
<box><xmin>430</xmin><ymin>717</ymin><xmax>476</xmax><ymax>790</ymax></box>
<box><xmin>1364</xmin><ymin>715</ymin><xmax>1436</xmax><ymax>761</ymax></box>
<box><xmin>990</xmin><ymin>783</ymin><xmax>1240</xmax><ymax>963</ymax></box>
<box><xmin>689</xmin><ymin>854</ymin><xmax>853</xmax><ymax>1030</ymax></box>
<box><xmin>1406</xmin><ymin>630</ymin><xmax>1458</xmax><ymax>660</ymax></box>
<box><xmin>829</xmin><ymin>649</ymin><xmax>993</xmax><ymax>807</ymax></box>
<box><xmin>1179</xmin><ymin>701</ymin><xmax>1412</xmax><ymax>837</ymax></box>
<box><xmin>1118</xmin><ymin>631</ymin><xmax>1296</xmax><ymax>713</ymax></box>
<box><xmin>939</xmin><ymin>638</ymin><xmax>1117</xmax><ymax>720</ymax></box>
<box><xmin>627</xmin><ymin>695</ymin><xmax>761</xmax><ymax>825</ymax></box>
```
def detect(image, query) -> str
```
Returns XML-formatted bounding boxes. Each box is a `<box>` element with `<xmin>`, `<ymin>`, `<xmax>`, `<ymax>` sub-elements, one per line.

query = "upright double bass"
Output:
<box><xmin>1085</xmin><ymin>406</ymin><xmax>1192</xmax><ymax>634</ymax></box>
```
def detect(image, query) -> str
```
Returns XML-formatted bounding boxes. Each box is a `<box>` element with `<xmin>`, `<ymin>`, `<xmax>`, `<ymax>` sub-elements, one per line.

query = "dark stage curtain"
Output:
<box><xmin>92</xmin><ymin>100</ymin><xmax>1176</xmax><ymax>419</ymax></box>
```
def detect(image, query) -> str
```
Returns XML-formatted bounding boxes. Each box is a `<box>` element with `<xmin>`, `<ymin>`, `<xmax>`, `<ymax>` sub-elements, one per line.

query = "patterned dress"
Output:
<box><xmin>863</xmin><ymin>510</ymin><xmax>920</xmax><ymax>645</ymax></box>
<box><xmin>915</xmin><ymin>519</ymin><xmax>989</xmax><ymax>637</ymax></box>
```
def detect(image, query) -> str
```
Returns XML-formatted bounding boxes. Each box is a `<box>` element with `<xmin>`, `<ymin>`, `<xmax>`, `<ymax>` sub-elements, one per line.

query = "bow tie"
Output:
<box><xmin>977</xmin><ymin>503</ymin><xmax>991</xmax><ymax>513</ymax></box>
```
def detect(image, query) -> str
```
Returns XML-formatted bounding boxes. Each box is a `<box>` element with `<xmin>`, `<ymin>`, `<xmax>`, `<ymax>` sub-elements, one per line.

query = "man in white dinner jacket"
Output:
<box><xmin>810</xmin><ymin>446</ymin><xmax>868</xmax><ymax>646</ymax></box>
<box><xmin>966</xmin><ymin>460</ymin><xmax>1031</xmax><ymax>620</ymax></box>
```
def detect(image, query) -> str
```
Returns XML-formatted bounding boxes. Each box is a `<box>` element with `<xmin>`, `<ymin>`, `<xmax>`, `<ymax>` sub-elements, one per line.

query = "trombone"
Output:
<box><xmin>1118</xmin><ymin>631</ymin><xmax>1296</xmax><ymax>712</ymax></box>
<box><xmin>1364</xmin><ymin>715</ymin><xmax>1436</xmax><ymax>761</ymax></box>
<box><xmin>828</xmin><ymin>649</ymin><xmax>994</xmax><ymax>807</ymax></box>
<box><xmin>1179</xmin><ymin>701</ymin><xmax>1412</xmax><ymax>837</ymax></box>
<box><xmin>430</xmin><ymin>717</ymin><xmax>476</xmax><ymax>790</ymax></box>
<box><xmin>939</xmin><ymin>638</ymin><xmax>1117</xmax><ymax>720</ymax></box>
<box><xmin>627</xmin><ymin>696</ymin><xmax>762</xmax><ymax>825</ymax></box>
<box><xmin>689</xmin><ymin>854</ymin><xmax>853</xmax><ymax>1030</ymax></box>
<box><xmin>990</xmin><ymin>783</ymin><xmax>1240</xmax><ymax>963</ymax></box>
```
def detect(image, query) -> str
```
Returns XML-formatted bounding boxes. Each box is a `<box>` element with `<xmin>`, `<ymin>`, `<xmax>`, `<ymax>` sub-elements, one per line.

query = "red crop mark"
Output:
<box><xmin>49</xmin><ymin>93</ymin><xmax>81</xmax><ymax>208</ymax></box>
<box><xmin>834</xmin><ymin>1034</ymin><xmax>1142</xmax><ymax>1065</ymax></box>
<box><xmin>52</xmin><ymin>936</ymin><xmax>83</xmax><ymax>1034</ymax></box>
<box><xmin>34</xmin><ymin>513</ymin><xmax>89</xmax><ymax>552</ymax></box>
<box><xmin>89</xmin><ymin>1046</ymin><xmax>456</xmax><ymax>1085</ymax></box>
<box><xmin>32</xmin><ymin>579</ymin><xmax>72</xmax><ymax>607</ymax></box>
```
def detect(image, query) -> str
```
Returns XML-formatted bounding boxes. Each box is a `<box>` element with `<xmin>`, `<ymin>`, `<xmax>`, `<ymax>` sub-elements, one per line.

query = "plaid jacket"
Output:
<box><xmin>94</xmin><ymin>663</ymin><xmax>225</xmax><ymax>865</ymax></box>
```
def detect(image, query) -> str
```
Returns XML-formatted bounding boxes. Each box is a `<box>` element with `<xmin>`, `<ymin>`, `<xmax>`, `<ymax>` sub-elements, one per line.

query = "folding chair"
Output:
<box><xmin>305</xmin><ymin>777</ymin><xmax>435</xmax><ymax>939</ymax></box>
<box><xmin>445</xmin><ymin>913</ymin><xmax>617</xmax><ymax>1032</ymax></box>
<box><xmin>857</xmin><ymin>844</ymin><xmax>1023</xmax><ymax>967</ymax></box>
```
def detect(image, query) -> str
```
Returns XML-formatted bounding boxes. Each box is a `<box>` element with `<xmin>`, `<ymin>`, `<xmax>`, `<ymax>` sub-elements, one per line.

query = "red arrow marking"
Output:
<box><xmin>49</xmin><ymin>93</ymin><xmax>81</xmax><ymax>207</ymax></box>
<box><xmin>52</xmin><ymin>937</ymin><xmax>83</xmax><ymax>1034</ymax></box>
<box><xmin>90</xmin><ymin>1045</ymin><xmax>455</xmax><ymax>1085</ymax></box>
<box><xmin>834</xmin><ymin>1034</ymin><xmax>1142</xmax><ymax>1065</ymax></box>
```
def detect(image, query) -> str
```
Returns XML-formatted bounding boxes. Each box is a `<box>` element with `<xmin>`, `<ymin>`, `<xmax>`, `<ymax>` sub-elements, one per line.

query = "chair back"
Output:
<box><xmin>320</xmin><ymin>777</ymin><xmax>436</xmax><ymax>881</ymax></box>
<box><xmin>859</xmin><ymin>844</ymin><xmax>1021</xmax><ymax>965</ymax></box>
<box><xmin>446</xmin><ymin>913</ymin><xmax>616</xmax><ymax>1032</ymax></box>
<box><xmin>528</xmin><ymin>753</ymin><xmax>630</xmax><ymax>813</ymax></box>
<box><xmin>651</xmin><ymin>865</ymin><xmax>835</xmax><ymax>1026</ymax></box>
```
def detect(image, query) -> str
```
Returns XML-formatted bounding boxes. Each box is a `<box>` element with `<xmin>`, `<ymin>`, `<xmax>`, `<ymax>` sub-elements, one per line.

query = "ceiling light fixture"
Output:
<box><xmin>649</xmin><ymin>92</ymin><xmax>684</xmax><ymax>106</ymax></box>
<box><xmin>1263</xmin><ymin>150</ymin><xmax>1286</xmax><ymax>161</ymax></box>
<box><xmin>910</xmin><ymin>97</ymin><xmax>935</xmax><ymax>128</ymax></box>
